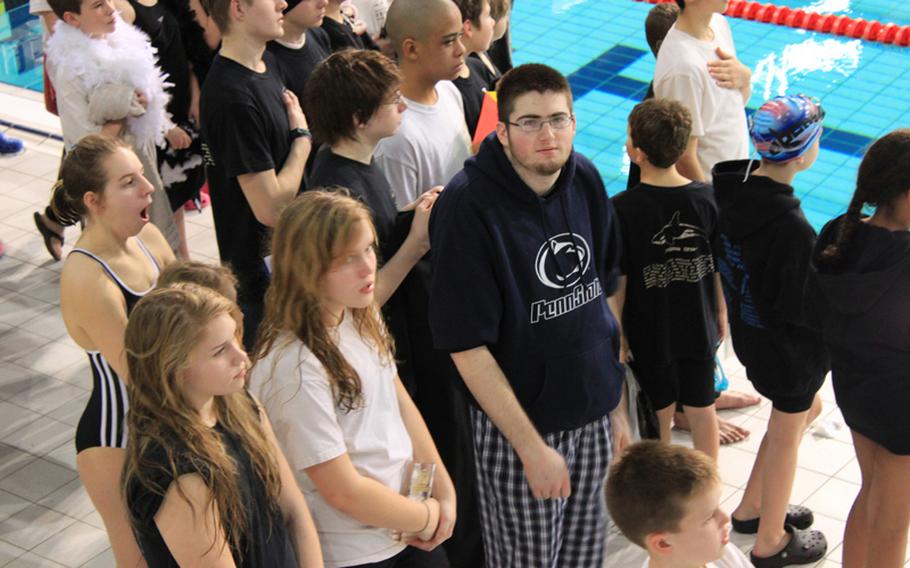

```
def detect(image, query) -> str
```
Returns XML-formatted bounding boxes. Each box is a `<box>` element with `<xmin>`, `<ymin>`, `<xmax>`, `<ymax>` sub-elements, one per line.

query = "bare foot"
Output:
<box><xmin>674</xmin><ymin>413</ymin><xmax>750</xmax><ymax>445</ymax></box>
<box><xmin>715</xmin><ymin>390</ymin><xmax>761</xmax><ymax>411</ymax></box>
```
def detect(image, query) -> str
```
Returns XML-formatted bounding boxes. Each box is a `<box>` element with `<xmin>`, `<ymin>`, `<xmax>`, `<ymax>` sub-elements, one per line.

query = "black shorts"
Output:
<box><xmin>630</xmin><ymin>356</ymin><xmax>716</xmax><ymax>410</ymax></box>
<box><xmin>745</xmin><ymin>364</ymin><xmax>823</xmax><ymax>414</ymax></box>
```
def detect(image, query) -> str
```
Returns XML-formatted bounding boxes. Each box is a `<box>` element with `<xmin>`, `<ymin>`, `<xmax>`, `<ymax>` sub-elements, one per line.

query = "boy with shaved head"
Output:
<box><xmin>374</xmin><ymin>0</ymin><xmax>473</xmax><ymax>206</ymax></box>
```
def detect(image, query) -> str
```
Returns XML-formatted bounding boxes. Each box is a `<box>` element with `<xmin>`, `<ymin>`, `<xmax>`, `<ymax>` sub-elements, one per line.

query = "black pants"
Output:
<box><xmin>349</xmin><ymin>546</ymin><xmax>449</xmax><ymax>568</ymax></box>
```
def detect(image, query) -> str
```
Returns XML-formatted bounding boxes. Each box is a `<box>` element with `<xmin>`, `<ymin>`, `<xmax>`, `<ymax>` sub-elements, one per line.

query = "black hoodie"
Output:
<box><xmin>713</xmin><ymin>160</ymin><xmax>829</xmax><ymax>396</ymax></box>
<box><xmin>813</xmin><ymin>215</ymin><xmax>910</xmax><ymax>453</ymax></box>
<box><xmin>428</xmin><ymin>135</ymin><xmax>624</xmax><ymax>435</ymax></box>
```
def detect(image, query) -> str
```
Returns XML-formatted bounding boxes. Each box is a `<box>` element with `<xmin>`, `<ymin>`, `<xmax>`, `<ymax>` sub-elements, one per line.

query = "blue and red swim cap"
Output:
<box><xmin>749</xmin><ymin>94</ymin><xmax>825</xmax><ymax>163</ymax></box>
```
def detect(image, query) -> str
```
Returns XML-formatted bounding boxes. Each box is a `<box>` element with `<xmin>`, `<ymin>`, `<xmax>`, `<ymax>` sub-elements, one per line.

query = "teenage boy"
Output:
<box><xmin>374</xmin><ymin>0</ymin><xmax>472</xmax><ymax>206</ymax></box>
<box><xmin>267</xmin><ymin>0</ymin><xmax>331</xmax><ymax>102</ymax></box>
<box><xmin>607</xmin><ymin>441</ymin><xmax>753</xmax><ymax>568</ymax></box>
<box><xmin>429</xmin><ymin>63</ymin><xmax>631</xmax><ymax>567</ymax></box>
<box><xmin>713</xmin><ymin>94</ymin><xmax>829</xmax><ymax>567</ymax></box>
<box><xmin>613</xmin><ymin>98</ymin><xmax>724</xmax><ymax>461</ymax></box>
<box><xmin>305</xmin><ymin>49</ymin><xmax>486</xmax><ymax>568</ymax></box>
<box><xmin>451</xmin><ymin>0</ymin><xmax>498</xmax><ymax>137</ymax></box>
<box><xmin>200</xmin><ymin>0</ymin><xmax>311</xmax><ymax>347</ymax></box>
<box><xmin>654</xmin><ymin>0</ymin><xmax>751</xmax><ymax>182</ymax></box>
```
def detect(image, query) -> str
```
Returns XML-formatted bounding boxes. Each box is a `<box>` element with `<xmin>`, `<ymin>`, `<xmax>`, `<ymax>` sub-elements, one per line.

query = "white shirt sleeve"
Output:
<box><xmin>264</xmin><ymin>357</ymin><xmax>348</xmax><ymax>472</ymax></box>
<box><xmin>655</xmin><ymin>71</ymin><xmax>707</xmax><ymax>138</ymax></box>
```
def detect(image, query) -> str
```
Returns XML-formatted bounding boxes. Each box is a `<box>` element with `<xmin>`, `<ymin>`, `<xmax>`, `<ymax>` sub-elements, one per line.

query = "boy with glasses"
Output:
<box><xmin>429</xmin><ymin>63</ymin><xmax>631</xmax><ymax>567</ymax></box>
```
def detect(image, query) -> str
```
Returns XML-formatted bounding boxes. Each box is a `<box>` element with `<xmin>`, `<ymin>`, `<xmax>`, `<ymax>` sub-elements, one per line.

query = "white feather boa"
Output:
<box><xmin>46</xmin><ymin>15</ymin><xmax>171</xmax><ymax>148</ymax></box>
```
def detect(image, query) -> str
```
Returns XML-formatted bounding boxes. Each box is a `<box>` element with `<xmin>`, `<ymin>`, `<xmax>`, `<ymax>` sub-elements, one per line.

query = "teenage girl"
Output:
<box><xmin>250</xmin><ymin>191</ymin><xmax>456</xmax><ymax>567</ymax></box>
<box><xmin>121</xmin><ymin>285</ymin><xmax>322</xmax><ymax>566</ymax></box>
<box><xmin>813</xmin><ymin>129</ymin><xmax>910</xmax><ymax>568</ymax></box>
<box><xmin>56</xmin><ymin>134</ymin><xmax>175</xmax><ymax>566</ymax></box>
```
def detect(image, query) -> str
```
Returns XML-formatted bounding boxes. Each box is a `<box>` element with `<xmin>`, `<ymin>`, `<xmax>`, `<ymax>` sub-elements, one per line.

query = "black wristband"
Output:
<box><xmin>289</xmin><ymin>127</ymin><xmax>312</xmax><ymax>142</ymax></box>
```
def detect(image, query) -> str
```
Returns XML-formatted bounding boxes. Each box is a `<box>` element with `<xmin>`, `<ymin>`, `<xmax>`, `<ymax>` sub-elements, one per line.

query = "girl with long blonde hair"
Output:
<box><xmin>122</xmin><ymin>285</ymin><xmax>322</xmax><ymax>566</ymax></box>
<box><xmin>250</xmin><ymin>191</ymin><xmax>456</xmax><ymax>567</ymax></box>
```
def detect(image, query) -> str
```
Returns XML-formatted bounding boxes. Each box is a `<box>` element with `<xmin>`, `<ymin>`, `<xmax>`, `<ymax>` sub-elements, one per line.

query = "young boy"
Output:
<box><xmin>607</xmin><ymin>441</ymin><xmax>753</xmax><ymax>568</ymax></box>
<box><xmin>654</xmin><ymin>0</ymin><xmax>751</xmax><ymax>182</ymax></box>
<box><xmin>713</xmin><ymin>95</ymin><xmax>829</xmax><ymax>567</ymax></box>
<box><xmin>612</xmin><ymin>98</ymin><xmax>724</xmax><ymax>461</ymax></box>
<box><xmin>41</xmin><ymin>0</ymin><xmax>180</xmax><ymax>255</ymax></box>
<box><xmin>374</xmin><ymin>0</ymin><xmax>472</xmax><ymax>206</ymax></box>
<box><xmin>267</xmin><ymin>0</ymin><xmax>331</xmax><ymax>103</ymax></box>
<box><xmin>451</xmin><ymin>0</ymin><xmax>498</xmax><ymax>137</ymax></box>
<box><xmin>199</xmin><ymin>0</ymin><xmax>311</xmax><ymax>347</ymax></box>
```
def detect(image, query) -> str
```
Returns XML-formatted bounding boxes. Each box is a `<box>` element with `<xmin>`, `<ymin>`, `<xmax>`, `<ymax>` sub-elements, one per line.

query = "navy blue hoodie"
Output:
<box><xmin>713</xmin><ymin>160</ymin><xmax>829</xmax><ymax>398</ymax></box>
<box><xmin>813</xmin><ymin>215</ymin><xmax>910</xmax><ymax>454</ymax></box>
<box><xmin>428</xmin><ymin>135</ymin><xmax>624</xmax><ymax>435</ymax></box>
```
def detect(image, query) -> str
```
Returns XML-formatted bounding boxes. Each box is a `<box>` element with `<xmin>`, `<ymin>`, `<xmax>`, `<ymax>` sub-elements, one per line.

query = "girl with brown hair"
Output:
<box><xmin>56</xmin><ymin>134</ymin><xmax>175</xmax><ymax>566</ymax></box>
<box><xmin>249</xmin><ymin>191</ymin><xmax>456</xmax><ymax>567</ymax></box>
<box><xmin>122</xmin><ymin>285</ymin><xmax>323</xmax><ymax>566</ymax></box>
<box><xmin>813</xmin><ymin>129</ymin><xmax>910</xmax><ymax>568</ymax></box>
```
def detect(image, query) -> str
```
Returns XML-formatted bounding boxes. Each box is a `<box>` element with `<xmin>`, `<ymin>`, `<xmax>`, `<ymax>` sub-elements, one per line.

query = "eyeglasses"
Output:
<box><xmin>506</xmin><ymin>114</ymin><xmax>575</xmax><ymax>133</ymax></box>
<box><xmin>383</xmin><ymin>91</ymin><xmax>403</xmax><ymax>106</ymax></box>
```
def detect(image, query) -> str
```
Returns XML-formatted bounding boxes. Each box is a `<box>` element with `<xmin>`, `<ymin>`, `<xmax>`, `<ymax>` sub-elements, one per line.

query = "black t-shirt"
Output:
<box><xmin>612</xmin><ymin>182</ymin><xmax>720</xmax><ymax>363</ymax></box>
<box><xmin>129</xmin><ymin>0</ymin><xmax>192</xmax><ymax>124</ymax></box>
<box><xmin>200</xmin><ymin>53</ymin><xmax>290</xmax><ymax>305</ymax></box>
<box><xmin>452</xmin><ymin>57</ymin><xmax>499</xmax><ymax>139</ymax></box>
<box><xmin>127</xmin><ymin>424</ymin><xmax>296</xmax><ymax>567</ymax></box>
<box><xmin>321</xmin><ymin>16</ymin><xmax>379</xmax><ymax>52</ymax></box>
<box><xmin>307</xmin><ymin>147</ymin><xmax>399</xmax><ymax>251</ymax></box>
<box><xmin>266</xmin><ymin>29</ymin><xmax>332</xmax><ymax>103</ymax></box>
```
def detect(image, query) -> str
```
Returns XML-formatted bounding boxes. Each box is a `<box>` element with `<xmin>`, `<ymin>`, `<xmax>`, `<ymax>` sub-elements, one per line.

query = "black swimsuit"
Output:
<box><xmin>71</xmin><ymin>237</ymin><xmax>160</xmax><ymax>453</ymax></box>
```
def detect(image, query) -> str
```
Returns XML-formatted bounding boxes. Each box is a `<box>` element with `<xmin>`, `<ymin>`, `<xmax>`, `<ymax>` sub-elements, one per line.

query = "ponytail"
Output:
<box><xmin>50</xmin><ymin>179</ymin><xmax>84</xmax><ymax>227</ymax></box>
<box><xmin>817</xmin><ymin>129</ymin><xmax>910</xmax><ymax>266</ymax></box>
<box><xmin>46</xmin><ymin>135</ymin><xmax>132</xmax><ymax>227</ymax></box>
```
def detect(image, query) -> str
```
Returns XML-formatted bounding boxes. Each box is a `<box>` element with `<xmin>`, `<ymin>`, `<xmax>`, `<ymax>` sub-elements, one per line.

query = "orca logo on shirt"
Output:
<box><xmin>534</xmin><ymin>233</ymin><xmax>591</xmax><ymax>289</ymax></box>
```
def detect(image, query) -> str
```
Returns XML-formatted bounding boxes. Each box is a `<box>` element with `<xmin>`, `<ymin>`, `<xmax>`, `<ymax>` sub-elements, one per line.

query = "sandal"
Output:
<box><xmin>732</xmin><ymin>504</ymin><xmax>814</xmax><ymax>534</ymax></box>
<box><xmin>33</xmin><ymin>211</ymin><xmax>63</xmax><ymax>262</ymax></box>
<box><xmin>750</xmin><ymin>524</ymin><xmax>827</xmax><ymax>568</ymax></box>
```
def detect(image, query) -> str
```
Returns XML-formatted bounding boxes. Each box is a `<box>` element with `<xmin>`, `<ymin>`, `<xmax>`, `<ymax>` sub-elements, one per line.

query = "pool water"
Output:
<box><xmin>510</xmin><ymin>0</ymin><xmax>910</xmax><ymax>229</ymax></box>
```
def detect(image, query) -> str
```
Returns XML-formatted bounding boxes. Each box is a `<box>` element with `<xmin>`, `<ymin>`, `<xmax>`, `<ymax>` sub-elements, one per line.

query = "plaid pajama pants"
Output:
<box><xmin>470</xmin><ymin>407</ymin><xmax>613</xmax><ymax>568</ymax></box>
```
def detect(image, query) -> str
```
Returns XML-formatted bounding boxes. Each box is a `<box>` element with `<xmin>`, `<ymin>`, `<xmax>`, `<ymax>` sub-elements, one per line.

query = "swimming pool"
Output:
<box><xmin>510</xmin><ymin>0</ymin><xmax>910</xmax><ymax>229</ymax></box>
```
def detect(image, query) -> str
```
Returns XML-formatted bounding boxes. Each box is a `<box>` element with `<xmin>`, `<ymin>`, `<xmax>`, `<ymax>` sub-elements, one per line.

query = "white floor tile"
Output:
<box><xmin>46</xmin><ymin>392</ymin><xmax>91</xmax><ymax>427</ymax></box>
<box><xmin>0</xmin><ymin>539</ymin><xmax>27</xmax><ymax>565</ymax></box>
<box><xmin>0</xmin><ymin>444</ymin><xmax>34</xmax><ymax>480</ymax></box>
<box><xmin>14</xmin><ymin>341</ymin><xmax>85</xmax><ymax>379</ymax></box>
<box><xmin>31</xmin><ymin>521</ymin><xmax>109</xmax><ymax>568</ymax></box>
<box><xmin>37</xmin><ymin>479</ymin><xmax>94</xmax><ymax>520</ymax></box>
<box><xmin>3</xmin><ymin>416</ymin><xmax>72</xmax><ymax>456</ymax></box>
<box><xmin>0</xmin><ymin>327</ymin><xmax>50</xmax><ymax>364</ymax></box>
<box><xmin>78</xmin><ymin>548</ymin><xmax>114</xmax><ymax>568</ymax></box>
<box><xmin>797</xmin><ymin>436</ymin><xmax>857</xmax><ymax>477</ymax></box>
<box><xmin>44</xmin><ymin>440</ymin><xmax>77</xmax><ymax>472</ymax></box>
<box><xmin>0</xmin><ymin>292</ymin><xmax>54</xmax><ymax>329</ymax></box>
<box><xmin>3</xmin><ymin>551</ymin><xmax>67</xmax><ymax>567</ymax></box>
<box><xmin>0</xmin><ymin>403</ymin><xmax>43</xmax><ymax>440</ymax></box>
<box><xmin>0</xmin><ymin>457</ymin><xmax>76</xmax><ymax>502</ymax></box>
<box><xmin>0</xmin><ymin>489</ymin><xmax>30</xmax><ymax>524</ymax></box>
<box><xmin>7</xmin><ymin>376</ymin><xmax>85</xmax><ymax>416</ymax></box>
<box><xmin>717</xmin><ymin>445</ymin><xmax>759</xmax><ymax>489</ymax></box>
<box><xmin>0</xmin><ymin>503</ymin><xmax>76</xmax><ymax>550</ymax></box>
<box><xmin>803</xmin><ymin>478</ymin><xmax>860</xmax><ymax>522</ymax></box>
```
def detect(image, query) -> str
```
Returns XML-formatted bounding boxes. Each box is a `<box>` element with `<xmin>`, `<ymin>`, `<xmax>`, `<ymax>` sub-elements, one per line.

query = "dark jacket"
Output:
<box><xmin>428</xmin><ymin>134</ymin><xmax>624</xmax><ymax>434</ymax></box>
<box><xmin>813</xmin><ymin>214</ymin><xmax>910</xmax><ymax>452</ymax></box>
<box><xmin>713</xmin><ymin>160</ymin><xmax>829</xmax><ymax>392</ymax></box>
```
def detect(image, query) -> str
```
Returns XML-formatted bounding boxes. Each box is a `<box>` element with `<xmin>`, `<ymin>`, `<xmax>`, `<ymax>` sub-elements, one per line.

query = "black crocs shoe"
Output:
<box><xmin>731</xmin><ymin>504</ymin><xmax>814</xmax><ymax>534</ymax></box>
<box><xmin>750</xmin><ymin>524</ymin><xmax>827</xmax><ymax>568</ymax></box>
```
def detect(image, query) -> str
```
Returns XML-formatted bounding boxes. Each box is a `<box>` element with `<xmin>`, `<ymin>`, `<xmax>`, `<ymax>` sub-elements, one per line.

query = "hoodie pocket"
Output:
<box><xmin>530</xmin><ymin>339</ymin><xmax>623</xmax><ymax>433</ymax></box>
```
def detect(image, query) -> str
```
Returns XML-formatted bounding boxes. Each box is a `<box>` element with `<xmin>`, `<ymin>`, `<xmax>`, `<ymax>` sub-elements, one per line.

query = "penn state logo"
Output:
<box><xmin>534</xmin><ymin>233</ymin><xmax>591</xmax><ymax>289</ymax></box>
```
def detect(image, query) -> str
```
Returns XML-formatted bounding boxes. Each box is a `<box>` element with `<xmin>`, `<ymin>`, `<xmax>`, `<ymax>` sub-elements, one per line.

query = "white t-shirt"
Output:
<box><xmin>653</xmin><ymin>13</ymin><xmax>750</xmax><ymax>179</ymax></box>
<box><xmin>374</xmin><ymin>80</ymin><xmax>472</xmax><ymax>206</ymax></box>
<box><xmin>249</xmin><ymin>314</ymin><xmax>412</xmax><ymax>567</ymax></box>
<box><xmin>641</xmin><ymin>543</ymin><xmax>753</xmax><ymax>568</ymax></box>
